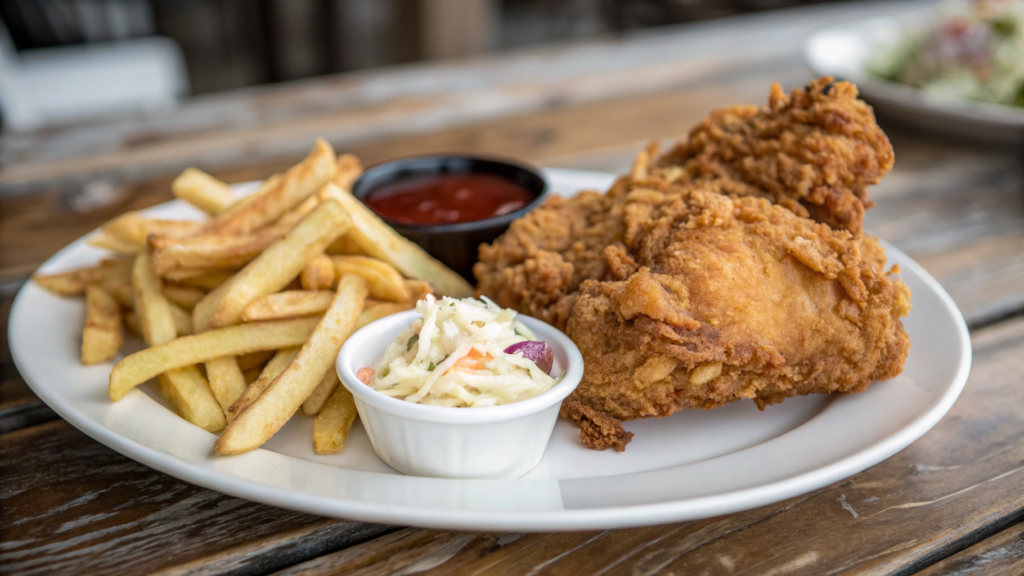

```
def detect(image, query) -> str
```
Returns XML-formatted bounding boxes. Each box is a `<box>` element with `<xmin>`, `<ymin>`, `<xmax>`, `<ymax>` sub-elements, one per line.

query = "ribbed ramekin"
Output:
<box><xmin>336</xmin><ymin>310</ymin><xmax>583</xmax><ymax>479</ymax></box>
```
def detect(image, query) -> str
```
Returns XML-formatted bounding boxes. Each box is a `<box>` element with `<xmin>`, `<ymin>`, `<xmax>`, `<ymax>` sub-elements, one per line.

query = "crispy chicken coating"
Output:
<box><xmin>475</xmin><ymin>78</ymin><xmax>910</xmax><ymax>450</ymax></box>
<box><xmin>659</xmin><ymin>77</ymin><xmax>894</xmax><ymax>234</ymax></box>
<box><xmin>564</xmin><ymin>187</ymin><xmax>911</xmax><ymax>436</ymax></box>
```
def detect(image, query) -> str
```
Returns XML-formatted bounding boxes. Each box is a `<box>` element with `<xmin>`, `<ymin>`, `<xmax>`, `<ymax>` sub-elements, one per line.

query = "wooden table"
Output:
<box><xmin>4</xmin><ymin>1</ymin><xmax>1024</xmax><ymax>573</ymax></box>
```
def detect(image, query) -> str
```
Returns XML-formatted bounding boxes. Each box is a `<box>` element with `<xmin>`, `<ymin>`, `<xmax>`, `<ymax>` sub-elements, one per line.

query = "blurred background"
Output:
<box><xmin>0</xmin><ymin>0</ymin><xmax>860</xmax><ymax>131</ymax></box>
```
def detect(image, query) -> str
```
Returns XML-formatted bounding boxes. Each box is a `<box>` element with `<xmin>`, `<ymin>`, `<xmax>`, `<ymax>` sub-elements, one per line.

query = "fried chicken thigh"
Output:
<box><xmin>474</xmin><ymin>78</ymin><xmax>911</xmax><ymax>451</ymax></box>
<box><xmin>659</xmin><ymin>77</ymin><xmax>894</xmax><ymax>234</ymax></box>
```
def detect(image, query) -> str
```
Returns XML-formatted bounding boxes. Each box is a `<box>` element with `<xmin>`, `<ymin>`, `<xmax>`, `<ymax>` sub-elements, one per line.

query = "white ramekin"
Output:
<box><xmin>336</xmin><ymin>310</ymin><xmax>583</xmax><ymax>479</ymax></box>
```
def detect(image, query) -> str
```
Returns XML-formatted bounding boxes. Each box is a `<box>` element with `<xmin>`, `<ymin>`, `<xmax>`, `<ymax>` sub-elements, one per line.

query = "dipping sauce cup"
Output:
<box><xmin>351</xmin><ymin>155</ymin><xmax>548</xmax><ymax>281</ymax></box>
<box><xmin>336</xmin><ymin>310</ymin><xmax>584</xmax><ymax>479</ymax></box>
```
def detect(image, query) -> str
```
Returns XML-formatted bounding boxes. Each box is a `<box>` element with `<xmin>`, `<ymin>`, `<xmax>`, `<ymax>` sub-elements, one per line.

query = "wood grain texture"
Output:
<box><xmin>0</xmin><ymin>290</ymin><xmax>40</xmax><ymax>409</ymax></box>
<box><xmin>274</xmin><ymin>316</ymin><xmax>1024</xmax><ymax>575</ymax></box>
<box><xmin>917</xmin><ymin>522</ymin><xmax>1024</xmax><ymax>576</ymax></box>
<box><xmin>0</xmin><ymin>421</ymin><xmax>395</xmax><ymax>575</ymax></box>
<box><xmin>0</xmin><ymin>1</ymin><xmax>923</xmax><ymax>194</ymax></box>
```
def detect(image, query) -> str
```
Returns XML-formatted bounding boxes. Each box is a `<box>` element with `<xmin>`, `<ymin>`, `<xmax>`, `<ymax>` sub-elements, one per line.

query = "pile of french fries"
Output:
<box><xmin>34</xmin><ymin>139</ymin><xmax>474</xmax><ymax>456</ymax></box>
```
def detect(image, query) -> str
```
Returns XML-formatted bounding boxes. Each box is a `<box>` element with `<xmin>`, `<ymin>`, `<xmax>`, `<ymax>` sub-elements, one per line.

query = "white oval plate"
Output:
<box><xmin>9</xmin><ymin>169</ymin><xmax>970</xmax><ymax>531</ymax></box>
<box><xmin>804</xmin><ymin>16</ymin><xmax>1024</xmax><ymax>143</ymax></box>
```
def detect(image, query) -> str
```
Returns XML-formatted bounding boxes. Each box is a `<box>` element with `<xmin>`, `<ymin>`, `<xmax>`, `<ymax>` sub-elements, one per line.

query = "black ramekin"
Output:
<box><xmin>351</xmin><ymin>155</ymin><xmax>549</xmax><ymax>283</ymax></box>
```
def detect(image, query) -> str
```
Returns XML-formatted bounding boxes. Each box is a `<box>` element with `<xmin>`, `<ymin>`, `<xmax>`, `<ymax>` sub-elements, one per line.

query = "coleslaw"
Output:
<box><xmin>362</xmin><ymin>295</ymin><xmax>559</xmax><ymax>407</ymax></box>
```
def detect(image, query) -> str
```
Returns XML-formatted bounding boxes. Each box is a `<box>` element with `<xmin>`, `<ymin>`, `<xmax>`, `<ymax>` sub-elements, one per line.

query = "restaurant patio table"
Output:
<box><xmin>4</xmin><ymin>1</ymin><xmax>1024</xmax><ymax>574</ymax></box>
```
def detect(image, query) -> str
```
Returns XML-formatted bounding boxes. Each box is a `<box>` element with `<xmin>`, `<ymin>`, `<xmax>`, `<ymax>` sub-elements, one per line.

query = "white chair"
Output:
<box><xmin>0</xmin><ymin>20</ymin><xmax>188</xmax><ymax>131</ymax></box>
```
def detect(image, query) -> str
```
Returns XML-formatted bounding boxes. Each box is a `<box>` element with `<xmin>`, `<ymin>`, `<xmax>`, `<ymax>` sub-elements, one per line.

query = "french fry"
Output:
<box><xmin>216</xmin><ymin>173</ymin><xmax>280</xmax><ymax>221</ymax></box>
<box><xmin>109</xmin><ymin>316</ymin><xmax>321</xmax><ymax>400</ymax></box>
<box><xmin>192</xmin><ymin>279</ymin><xmax>230</xmax><ymax>333</ymax></box>
<box><xmin>132</xmin><ymin>251</ymin><xmax>176</xmax><ymax>346</ymax></box>
<box><xmin>172</xmin><ymin>168</ymin><xmax>235</xmax><ymax>214</ymax></box>
<box><xmin>227</xmin><ymin>346</ymin><xmax>300</xmax><ymax>422</ymax></box>
<box><xmin>174</xmin><ymin>270</ymin><xmax>234</xmax><ymax>290</ymax></box>
<box><xmin>132</xmin><ymin>250</ymin><xmax>225</xmax><ymax>432</ymax></box>
<box><xmin>201</xmin><ymin>139</ymin><xmax>336</xmax><ymax>236</ymax></box>
<box><xmin>162</xmin><ymin>267</ymin><xmax>239</xmax><ymax>283</ymax></box>
<box><xmin>34</xmin><ymin>258</ymin><xmax>132</xmax><ymax>296</ymax></box>
<box><xmin>302</xmin><ymin>370</ymin><xmax>339</xmax><ymax>416</ymax></box>
<box><xmin>355</xmin><ymin>301</ymin><xmax>415</xmax><ymax>325</ymax></box>
<box><xmin>208</xmin><ymin>199</ymin><xmax>352</xmax><ymax>328</ymax></box>
<box><xmin>195</xmin><ymin>282</ymin><xmax>246</xmax><ymax>408</ymax></box>
<box><xmin>149</xmin><ymin>232</ymin><xmax>279</xmax><ymax>275</ymax></box>
<box><xmin>205</xmin><ymin>356</ymin><xmax>247</xmax><ymax>413</ymax></box>
<box><xmin>240</xmin><ymin>290</ymin><xmax>334</xmax><ymax>322</ymax></box>
<box><xmin>102</xmin><ymin>278</ymin><xmax>135</xmax><ymax>308</ymax></box>
<box><xmin>161</xmin><ymin>284</ymin><xmax>205</xmax><ymax>311</ymax></box>
<box><xmin>300</xmin><ymin>254</ymin><xmax>336</xmax><ymax>290</ymax></box>
<box><xmin>237</xmin><ymin>350</ymin><xmax>275</xmax><ymax>372</ymax></box>
<box><xmin>243</xmin><ymin>366</ymin><xmax>263</xmax><ymax>384</ymax></box>
<box><xmin>99</xmin><ymin>212</ymin><xmax>201</xmax><ymax>253</ymax></box>
<box><xmin>325</xmin><ymin>234</ymin><xmax>370</xmax><ymax>256</ymax></box>
<box><xmin>262</xmin><ymin>194</ymin><xmax>320</xmax><ymax>235</ymax></box>
<box><xmin>82</xmin><ymin>286</ymin><xmax>124</xmax><ymax>365</ymax></box>
<box><xmin>332</xmin><ymin>154</ymin><xmax>362</xmax><ymax>190</ymax></box>
<box><xmin>240</xmin><ymin>292</ymin><xmax>412</xmax><ymax>324</ymax></box>
<box><xmin>123</xmin><ymin>310</ymin><xmax>142</xmax><ymax>338</ymax></box>
<box><xmin>215</xmin><ymin>274</ymin><xmax>369</xmax><ymax>455</ymax></box>
<box><xmin>89</xmin><ymin>230</ymin><xmax>139</xmax><ymax>254</ymax></box>
<box><xmin>169</xmin><ymin>302</ymin><xmax>193</xmax><ymax>336</ymax></box>
<box><xmin>157</xmin><ymin>367</ymin><xmax>225</xmax><ymax>433</ymax></box>
<box><xmin>313</xmin><ymin>385</ymin><xmax>357</xmax><ymax>454</ymax></box>
<box><xmin>406</xmin><ymin>280</ymin><xmax>434</xmax><ymax>302</ymax></box>
<box><xmin>332</xmin><ymin>255</ymin><xmax>410</xmax><ymax>302</ymax></box>
<box><xmin>318</xmin><ymin>184</ymin><xmax>473</xmax><ymax>297</ymax></box>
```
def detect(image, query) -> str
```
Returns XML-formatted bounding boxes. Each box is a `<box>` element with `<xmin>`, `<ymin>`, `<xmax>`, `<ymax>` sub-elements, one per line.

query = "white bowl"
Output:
<box><xmin>336</xmin><ymin>310</ymin><xmax>584</xmax><ymax>479</ymax></box>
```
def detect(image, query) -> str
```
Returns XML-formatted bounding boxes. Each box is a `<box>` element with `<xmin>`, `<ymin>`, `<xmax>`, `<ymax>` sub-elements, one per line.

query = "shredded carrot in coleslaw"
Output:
<box><xmin>366</xmin><ymin>295</ymin><xmax>559</xmax><ymax>407</ymax></box>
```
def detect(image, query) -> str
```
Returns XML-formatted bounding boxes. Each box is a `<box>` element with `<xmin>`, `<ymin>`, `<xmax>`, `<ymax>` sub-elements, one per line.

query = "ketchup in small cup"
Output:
<box><xmin>352</xmin><ymin>156</ymin><xmax>548</xmax><ymax>281</ymax></box>
<box><xmin>363</xmin><ymin>173</ymin><xmax>534</xmax><ymax>226</ymax></box>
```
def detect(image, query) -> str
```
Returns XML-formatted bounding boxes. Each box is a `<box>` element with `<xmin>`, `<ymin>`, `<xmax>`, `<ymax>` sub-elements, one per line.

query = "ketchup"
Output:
<box><xmin>363</xmin><ymin>173</ymin><xmax>533</xmax><ymax>225</ymax></box>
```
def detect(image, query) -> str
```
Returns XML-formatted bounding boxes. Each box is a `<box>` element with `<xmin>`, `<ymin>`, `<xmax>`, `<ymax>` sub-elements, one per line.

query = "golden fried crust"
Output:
<box><xmin>565</xmin><ymin>190</ymin><xmax>910</xmax><ymax>423</ymax></box>
<box><xmin>473</xmin><ymin>187</ymin><xmax>629</xmax><ymax>329</ymax></box>
<box><xmin>475</xmin><ymin>78</ymin><xmax>910</xmax><ymax>450</ymax></box>
<box><xmin>560</xmin><ymin>397</ymin><xmax>634</xmax><ymax>451</ymax></box>
<box><xmin>658</xmin><ymin>77</ymin><xmax>894</xmax><ymax>234</ymax></box>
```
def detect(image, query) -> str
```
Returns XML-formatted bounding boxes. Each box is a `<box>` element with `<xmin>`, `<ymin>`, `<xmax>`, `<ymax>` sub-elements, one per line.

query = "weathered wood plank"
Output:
<box><xmin>916</xmin><ymin>522</ymin><xmax>1024</xmax><ymax>576</ymax></box>
<box><xmin>0</xmin><ymin>1</ymin><xmax>925</xmax><ymax>193</ymax></box>
<box><xmin>274</xmin><ymin>316</ymin><xmax>1024</xmax><ymax>575</ymax></box>
<box><xmin>0</xmin><ymin>421</ymin><xmax>396</xmax><ymax>575</ymax></box>
<box><xmin>0</xmin><ymin>290</ymin><xmax>39</xmax><ymax>409</ymax></box>
<box><xmin>0</xmin><ymin>398</ymin><xmax>55</xmax><ymax>435</ymax></box>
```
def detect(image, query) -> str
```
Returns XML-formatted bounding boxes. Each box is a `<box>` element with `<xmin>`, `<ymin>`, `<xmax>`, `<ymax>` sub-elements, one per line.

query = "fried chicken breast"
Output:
<box><xmin>474</xmin><ymin>78</ymin><xmax>911</xmax><ymax>451</ymax></box>
<box><xmin>563</xmin><ymin>187</ymin><xmax>910</xmax><ymax>450</ymax></box>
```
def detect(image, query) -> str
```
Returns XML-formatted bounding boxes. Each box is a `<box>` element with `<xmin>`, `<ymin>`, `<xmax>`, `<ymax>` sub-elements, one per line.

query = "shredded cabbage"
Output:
<box><xmin>366</xmin><ymin>295</ymin><xmax>559</xmax><ymax>407</ymax></box>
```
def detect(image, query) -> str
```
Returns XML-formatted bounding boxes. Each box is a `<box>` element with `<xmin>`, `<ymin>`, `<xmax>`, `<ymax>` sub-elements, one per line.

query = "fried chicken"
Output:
<box><xmin>563</xmin><ymin>188</ymin><xmax>911</xmax><ymax>449</ymax></box>
<box><xmin>475</xmin><ymin>78</ymin><xmax>894</xmax><ymax>330</ymax></box>
<box><xmin>474</xmin><ymin>78</ymin><xmax>911</xmax><ymax>451</ymax></box>
<box><xmin>659</xmin><ymin>77</ymin><xmax>894</xmax><ymax>234</ymax></box>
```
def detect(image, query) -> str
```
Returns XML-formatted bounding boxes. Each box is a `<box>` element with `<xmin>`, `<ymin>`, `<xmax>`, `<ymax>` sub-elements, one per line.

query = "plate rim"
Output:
<box><xmin>803</xmin><ymin>15</ymin><xmax>1024</xmax><ymax>128</ymax></box>
<box><xmin>8</xmin><ymin>169</ymin><xmax>972</xmax><ymax>531</ymax></box>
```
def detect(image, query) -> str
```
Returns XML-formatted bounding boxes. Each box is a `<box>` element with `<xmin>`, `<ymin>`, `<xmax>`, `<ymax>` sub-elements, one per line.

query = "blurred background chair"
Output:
<box><xmin>0</xmin><ymin>0</ymin><xmax>187</xmax><ymax>131</ymax></box>
<box><xmin>0</xmin><ymin>0</ymin><xmax>848</xmax><ymax>131</ymax></box>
